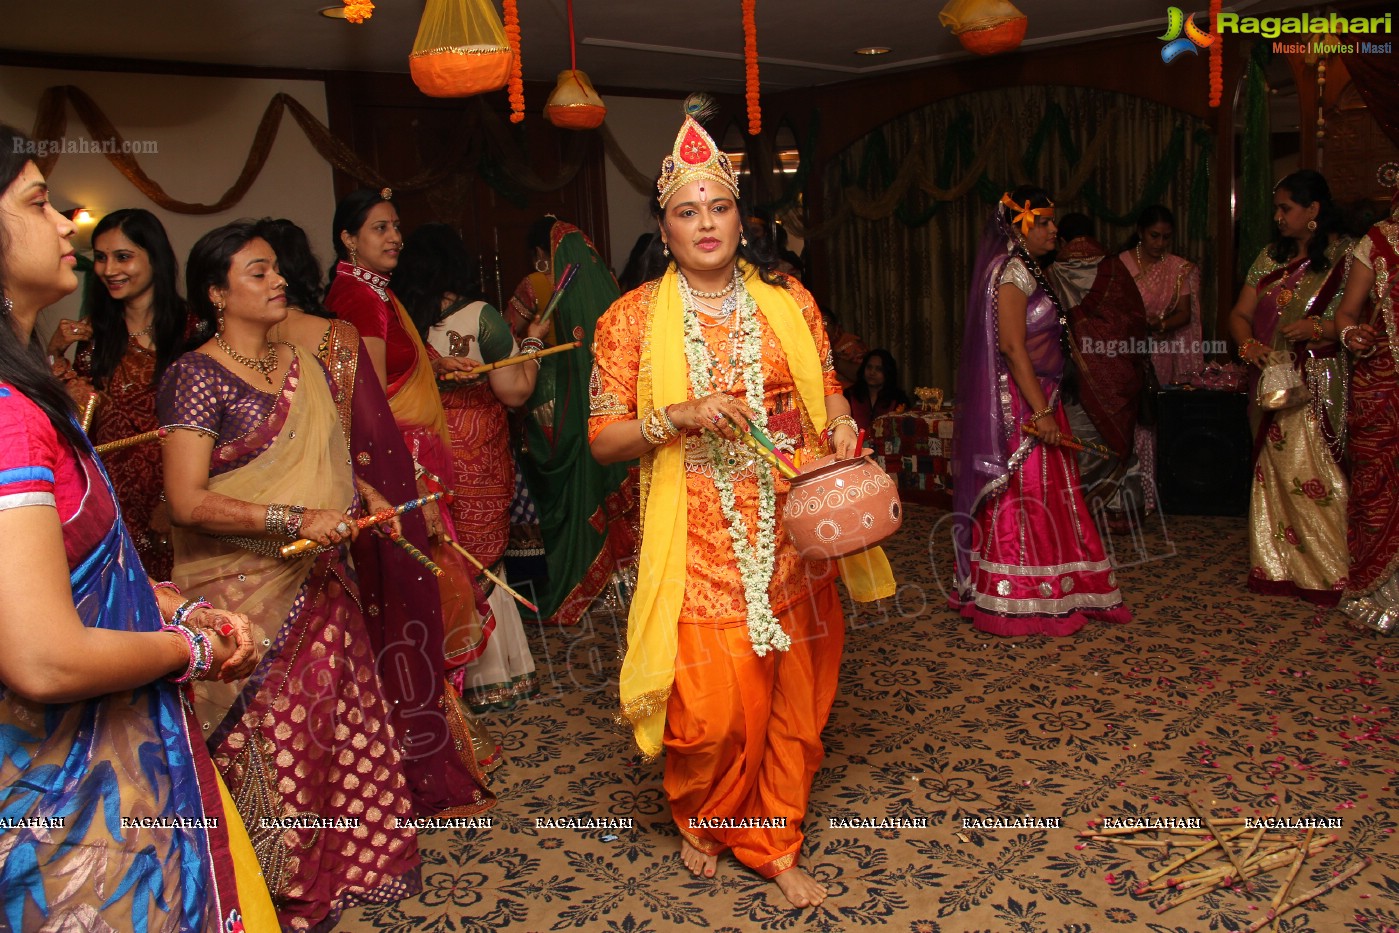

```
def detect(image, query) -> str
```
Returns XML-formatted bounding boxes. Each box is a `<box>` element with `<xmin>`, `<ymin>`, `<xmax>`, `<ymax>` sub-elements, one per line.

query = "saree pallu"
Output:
<box><xmin>0</xmin><ymin>432</ymin><xmax>251</xmax><ymax>932</ymax></box>
<box><xmin>518</xmin><ymin>222</ymin><xmax>638</xmax><ymax>626</ymax></box>
<box><xmin>320</xmin><ymin>320</ymin><xmax>496</xmax><ymax>816</ymax></box>
<box><xmin>171</xmin><ymin>353</ymin><xmax>420</xmax><ymax>932</ymax></box>
<box><xmin>1246</xmin><ymin>242</ymin><xmax>1352</xmax><ymax>604</ymax></box>
<box><xmin>384</xmin><ymin>294</ymin><xmax>494</xmax><ymax>667</ymax></box>
<box><xmin>1341</xmin><ymin>221</ymin><xmax>1399</xmax><ymax>633</ymax></box>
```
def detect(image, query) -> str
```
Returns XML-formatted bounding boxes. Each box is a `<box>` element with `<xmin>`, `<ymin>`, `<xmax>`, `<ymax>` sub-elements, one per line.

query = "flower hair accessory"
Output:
<box><xmin>999</xmin><ymin>192</ymin><xmax>1054</xmax><ymax>236</ymax></box>
<box><xmin>380</xmin><ymin>187</ymin><xmax>393</xmax><ymax>201</ymax></box>
<box><xmin>657</xmin><ymin>94</ymin><xmax>741</xmax><ymax>208</ymax></box>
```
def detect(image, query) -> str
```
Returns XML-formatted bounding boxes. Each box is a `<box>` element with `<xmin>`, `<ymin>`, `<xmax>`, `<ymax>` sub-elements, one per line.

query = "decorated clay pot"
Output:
<box><xmin>783</xmin><ymin>449</ymin><xmax>902</xmax><ymax>559</ymax></box>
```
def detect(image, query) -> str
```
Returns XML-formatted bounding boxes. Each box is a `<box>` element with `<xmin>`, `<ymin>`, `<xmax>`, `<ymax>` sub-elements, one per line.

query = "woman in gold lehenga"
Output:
<box><xmin>1227</xmin><ymin>170</ymin><xmax>1354</xmax><ymax>605</ymax></box>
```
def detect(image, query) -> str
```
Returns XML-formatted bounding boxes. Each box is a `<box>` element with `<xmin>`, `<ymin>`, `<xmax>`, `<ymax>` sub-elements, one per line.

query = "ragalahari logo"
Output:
<box><xmin>1159</xmin><ymin>7</ymin><xmax>1214</xmax><ymax>63</ymax></box>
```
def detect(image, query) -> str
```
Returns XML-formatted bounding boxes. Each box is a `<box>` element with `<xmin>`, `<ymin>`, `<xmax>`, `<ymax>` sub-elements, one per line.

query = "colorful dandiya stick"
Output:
<box><xmin>741</xmin><ymin>417</ymin><xmax>800</xmax><ymax>475</ymax></box>
<box><xmin>387</xmin><ymin>530</ymin><xmax>444</xmax><ymax>578</ymax></box>
<box><xmin>725</xmin><ymin>415</ymin><xmax>799</xmax><ymax>480</ymax></box>
<box><xmin>446</xmin><ymin>539</ymin><xmax>539</xmax><ymax>613</ymax></box>
<box><xmin>1020</xmin><ymin>423</ymin><xmax>1113</xmax><ymax>460</ymax></box>
<box><xmin>80</xmin><ymin>393</ymin><xmax>99</xmax><ymax>433</ymax></box>
<box><xmin>536</xmin><ymin>262</ymin><xmax>580</xmax><ymax>328</ymax></box>
<box><xmin>278</xmin><ymin>491</ymin><xmax>445</xmax><ymax>558</ymax></box>
<box><xmin>94</xmin><ymin>427</ymin><xmax>166</xmax><ymax>456</ymax></box>
<box><xmin>439</xmin><ymin>341</ymin><xmax>582</xmax><ymax>381</ymax></box>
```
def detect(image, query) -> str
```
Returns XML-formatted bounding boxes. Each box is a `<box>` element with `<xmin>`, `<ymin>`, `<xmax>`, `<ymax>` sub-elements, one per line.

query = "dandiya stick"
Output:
<box><xmin>279</xmin><ymin>491</ymin><xmax>445</xmax><ymax>558</ymax></box>
<box><xmin>446</xmin><ymin>538</ymin><xmax>539</xmax><ymax>613</ymax></box>
<box><xmin>736</xmin><ymin>416</ymin><xmax>800</xmax><ymax>476</ymax></box>
<box><xmin>1021</xmin><ymin>423</ymin><xmax>1113</xmax><ymax>460</ymax></box>
<box><xmin>1239</xmin><ymin>856</ymin><xmax>1369</xmax><ymax>933</ymax></box>
<box><xmin>726</xmin><ymin>417</ymin><xmax>799</xmax><ymax>480</ymax></box>
<box><xmin>440</xmin><ymin>341</ymin><xmax>581</xmax><ymax>381</ymax></box>
<box><xmin>94</xmin><ymin>427</ymin><xmax>166</xmax><ymax>455</ymax></box>
<box><xmin>1155</xmin><ymin>836</ymin><xmax>1336</xmax><ymax>910</ymax></box>
<box><xmin>1185</xmin><ymin>795</ymin><xmax>1251</xmax><ymax>891</ymax></box>
<box><xmin>388</xmin><ymin>530</ymin><xmax>443</xmax><ymax>578</ymax></box>
<box><xmin>1269</xmin><ymin>826</ymin><xmax>1313</xmax><ymax>921</ymax></box>
<box><xmin>1145</xmin><ymin>825</ymin><xmax>1249</xmax><ymax>883</ymax></box>
<box><xmin>536</xmin><ymin>262</ymin><xmax>580</xmax><ymax>328</ymax></box>
<box><xmin>80</xmin><ymin>394</ymin><xmax>99</xmax><ymax>433</ymax></box>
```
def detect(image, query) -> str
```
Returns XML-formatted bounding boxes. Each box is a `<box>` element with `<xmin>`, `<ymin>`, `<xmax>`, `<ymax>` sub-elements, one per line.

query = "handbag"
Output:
<box><xmin>1137</xmin><ymin>358</ymin><xmax>1161</xmax><ymax>427</ymax></box>
<box><xmin>1255</xmin><ymin>350</ymin><xmax>1312</xmax><ymax>411</ymax></box>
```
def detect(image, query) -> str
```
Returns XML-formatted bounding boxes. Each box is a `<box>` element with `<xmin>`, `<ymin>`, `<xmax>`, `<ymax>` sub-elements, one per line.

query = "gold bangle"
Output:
<box><xmin>1030</xmin><ymin>405</ymin><xmax>1054</xmax><ymax>421</ymax></box>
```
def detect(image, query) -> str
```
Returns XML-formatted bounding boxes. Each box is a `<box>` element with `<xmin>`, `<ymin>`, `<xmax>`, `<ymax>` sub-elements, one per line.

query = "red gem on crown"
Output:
<box><xmin>679</xmin><ymin>125</ymin><xmax>712</xmax><ymax>165</ymax></box>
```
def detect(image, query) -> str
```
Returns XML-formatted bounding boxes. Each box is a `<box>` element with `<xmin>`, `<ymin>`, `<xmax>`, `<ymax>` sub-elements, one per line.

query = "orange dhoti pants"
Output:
<box><xmin>664</xmin><ymin>580</ymin><xmax>845</xmax><ymax>878</ymax></box>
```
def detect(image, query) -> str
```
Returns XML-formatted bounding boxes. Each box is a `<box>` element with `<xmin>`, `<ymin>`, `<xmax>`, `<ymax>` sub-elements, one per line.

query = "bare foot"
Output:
<box><xmin>680</xmin><ymin>838</ymin><xmax>718</xmax><ymax>878</ymax></box>
<box><xmin>773</xmin><ymin>866</ymin><xmax>828</xmax><ymax>908</ymax></box>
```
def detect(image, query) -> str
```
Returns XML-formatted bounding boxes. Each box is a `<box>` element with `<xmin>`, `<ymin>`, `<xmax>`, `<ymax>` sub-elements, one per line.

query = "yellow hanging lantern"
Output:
<box><xmin>939</xmin><ymin>0</ymin><xmax>1028</xmax><ymax>56</ymax></box>
<box><xmin>409</xmin><ymin>0</ymin><xmax>513</xmax><ymax>98</ymax></box>
<box><xmin>545</xmin><ymin>70</ymin><xmax>606</xmax><ymax>130</ymax></box>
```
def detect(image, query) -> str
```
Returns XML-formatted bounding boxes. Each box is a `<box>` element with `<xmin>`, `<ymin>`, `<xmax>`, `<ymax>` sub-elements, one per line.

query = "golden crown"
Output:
<box><xmin>656</xmin><ymin>106</ymin><xmax>741</xmax><ymax>208</ymax></box>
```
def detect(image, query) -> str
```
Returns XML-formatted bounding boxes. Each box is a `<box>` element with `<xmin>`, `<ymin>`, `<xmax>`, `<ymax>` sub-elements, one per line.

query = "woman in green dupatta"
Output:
<box><xmin>513</xmin><ymin>218</ymin><xmax>637</xmax><ymax>626</ymax></box>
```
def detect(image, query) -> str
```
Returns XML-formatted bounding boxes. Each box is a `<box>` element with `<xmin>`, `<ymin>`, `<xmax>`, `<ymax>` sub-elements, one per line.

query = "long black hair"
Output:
<box><xmin>185</xmin><ymin>221</ymin><xmax>263</xmax><ymax>338</ymax></box>
<box><xmin>328</xmin><ymin>188</ymin><xmax>393</xmax><ymax>284</ymax></box>
<box><xmin>1269</xmin><ymin>170</ymin><xmax>1342</xmax><ymax>272</ymax></box>
<box><xmin>0</xmin><ymin>125</ymin><xmax>86</xmax><ymax>449</ymax></box>
<box><xmin>254</xmin><ymin>218</ymin><xmax>328</xmax><ymax>317</ymax></box>
<box><xmin>648</xmin><ymin>178</ymin><xmax>785</xmax><ymax>287</ymax></box>
<box><xmin>82</xmin><ymin>208</ymin><xmax>186</xmax><ymax>388</ymax></box>
<box><xmin>844</xmin><ymin>348</ymin><xmax>910</xmax><ymax>411</ymax></box>
<box><xmin>1122</xmin><ymin>204</ymin><xmax>1176</xmax><ymax>252</ymax></box>
<box><xmin>392</xmin><ymin>223</ymin><xmax>488</xmax><ymax>340</ymax></box>
<box><xmin>1002</xmin><ymin>184</ymin><xmax>1075</xmax><ymax>396</ymax></box>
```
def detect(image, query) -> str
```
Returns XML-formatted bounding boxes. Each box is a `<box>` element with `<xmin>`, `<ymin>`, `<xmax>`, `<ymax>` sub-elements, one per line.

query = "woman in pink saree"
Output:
<box><xmin>950</xmin><ymin>187</ymin><xmax>1130</xmax><ymax>636</ymax></box>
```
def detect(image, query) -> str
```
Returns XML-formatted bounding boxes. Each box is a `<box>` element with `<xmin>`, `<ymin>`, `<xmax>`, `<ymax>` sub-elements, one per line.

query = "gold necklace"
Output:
<box><xmin>215</xmin><ymin>333</ymin><xmax>278</xmax><ymax>384</ymax></box>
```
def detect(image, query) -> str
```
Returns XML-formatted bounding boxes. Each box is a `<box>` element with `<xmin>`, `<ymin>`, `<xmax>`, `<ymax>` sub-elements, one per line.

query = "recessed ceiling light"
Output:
<box><xmin>855</xmin><ymin>46</ymin><xmax>891</xmax><ymax>56</ymax></box>
<box><xmin>318</xmin><ymin>5</ymin><xmax>348</xmax><ymax>18</ymax></box>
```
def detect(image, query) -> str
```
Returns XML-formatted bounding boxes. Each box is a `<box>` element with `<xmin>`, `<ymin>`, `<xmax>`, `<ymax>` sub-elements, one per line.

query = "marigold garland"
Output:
<box><xmin>343</xmin><ymin>0</ymin><xmax>373</xmax><ymax>24</ymax></box>
<box><xmin>504</xmin><ymin>0</ymin><xmax>525</xmax><ymax>123</ymax></box>
<box><xmin>742</xmin><ymin>0</ymin><xmax>761</xmax><ymax>136</ymax></box>
<box><xmin>1208</xmin><ymin>0</ymin><xmax>1223</xmax><ymax>108</ymax></box>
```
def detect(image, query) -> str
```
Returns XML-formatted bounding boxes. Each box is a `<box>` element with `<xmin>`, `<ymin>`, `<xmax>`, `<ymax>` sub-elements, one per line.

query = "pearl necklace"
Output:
<box><xmin>216</xmin><ymin>333</ymin><xmax>279</xmax><ymax>385</ymax></box>
<box><xmin>680</xmin><ymin>267</ymin><xmax>739</xmax><ymax>300</ymax></box>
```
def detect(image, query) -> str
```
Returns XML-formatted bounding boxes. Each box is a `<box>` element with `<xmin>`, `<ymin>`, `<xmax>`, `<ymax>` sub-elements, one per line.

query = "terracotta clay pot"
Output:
<box><xmin>782</xmin><ymin>450</ymin><xmax>902</xmax><ymax>559</ymax></box>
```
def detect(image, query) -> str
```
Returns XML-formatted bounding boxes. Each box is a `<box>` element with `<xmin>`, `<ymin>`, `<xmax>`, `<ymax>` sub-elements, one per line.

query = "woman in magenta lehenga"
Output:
<box><xmin>950</xmin><ymin>187</ymin><xmax>1131</xmax><ymax>636</ymax></box>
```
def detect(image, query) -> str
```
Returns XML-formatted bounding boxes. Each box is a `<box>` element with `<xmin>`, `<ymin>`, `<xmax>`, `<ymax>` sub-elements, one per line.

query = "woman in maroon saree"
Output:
<box><xmin>160</xmin><ymin>221</ymin><xmax>420</xmax><ymax>931</ymax></box>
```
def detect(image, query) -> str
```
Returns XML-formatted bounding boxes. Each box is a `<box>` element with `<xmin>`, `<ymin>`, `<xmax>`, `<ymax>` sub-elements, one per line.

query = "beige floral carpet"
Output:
<box><xmin>340</xmin><ymin>504</ymin><xmax>1399</xmax><ymax>933</ymax></box>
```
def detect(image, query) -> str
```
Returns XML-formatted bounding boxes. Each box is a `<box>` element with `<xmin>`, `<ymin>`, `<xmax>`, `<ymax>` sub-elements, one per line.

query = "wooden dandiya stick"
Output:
<box><xmin>80</xmin><ymin>393</ymin><xmax>99</xmax><ymax>433</ymax></box>
<box><xmin>1155</xmin><ymin>836</ymin><xmax>1337</xmax><ymax>910</ymax></box>
<box><xmin>439</xmin><ymin>341</ymin><xmax>582</xmax><ymax>381</ymax></box>
<box><xmin>1186</xmin><ymin>795</ymin><xmax>1251</xmax><ymax>890</ymax></box>
<box><xmin>726</xmin><ymin>416</ymin><xmax>800</xmax><ymax>480</ymax></box>
<box><xmin>1239</xmin><ymin>856</ymin><xmax>1370</xmax><ymax>933</ymax></box>
<box><xmin>1145</xmin><ymin>825</ymin><xmax>1250</xmax><ymax>883</ymax></box>
<box><xmin>1240</xmin><ymin>801</ymin><xmax>1280</xmax><ymax>867</ymax></box>
<box><xmin>279</xmin><ymin>491</ymin><xmax>445</xmax><ymax>558</ymax></box>
<box><xmin>736</xmin><ymin>416</ymin><xmax>801</xmax><ymax>476</ymax></box>
<box><xmin>1021</xmin><ymin>423</ymin><xmax>1113</xmax><ymax>459</ymax></box>
<box><xmin>1269</xmin><ymin>827</ymin><xmax>1313</xmax><ymax>920</ymax></box>
<box><xmin>446</xmin><ymin>539</ymin><xmax>539</xmax><ymax>613</ymax></box>
<box><xmin>94</xmin><ymin>427</ymin><xmax>166</xmax><ymax>455</ymax></box>
<box><xmin>536</xmin><ymin>262</ymin><xmax>580</xmax><ymax>328</ymax></box>
<box><xmin>387</xmin><ymin>530</ymin><xmax>443</xmax><ymax>578</ymax></box>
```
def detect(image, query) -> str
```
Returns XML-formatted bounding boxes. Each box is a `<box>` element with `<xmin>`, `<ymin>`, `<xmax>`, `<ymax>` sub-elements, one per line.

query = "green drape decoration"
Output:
<box><xmin>819</xmin><ymin>84</ymin><xmax>1215</xmax><ymax>392</ymax></box>
<box><xmin>1236</xmin><ymin>41</ymin><xmax>1275</xmax><ymax>281</ymax></box>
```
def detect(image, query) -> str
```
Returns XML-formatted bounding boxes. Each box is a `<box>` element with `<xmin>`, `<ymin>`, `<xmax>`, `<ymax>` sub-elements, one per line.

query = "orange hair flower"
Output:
<box><xmin>1208</xmin><ymin>0</ymin><xmax>1223</xmax><ymax>107</ymax></box>
<box><xmin>343</xmin><ymin>0</ymin><xmax>373</xmax><ymax>24</ymax></box>
<box><xmin>504</xmin><ymin>0</ymin><xmax>525</xmax><ymax>123</ymax></box>
<box><xmin>743</xmin><ymin>0</ymin><xmax>761</xmax><ymax>136</ymax></box>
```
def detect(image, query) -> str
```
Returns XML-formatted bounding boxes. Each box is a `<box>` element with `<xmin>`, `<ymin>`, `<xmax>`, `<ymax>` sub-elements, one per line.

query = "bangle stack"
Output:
<box><xmin>640</xmin><ymin>405</ymin><xmax>681</xmax><ymax>446</ymax></box>
<box><xmin>265</xmin><ymin>503</ymin><xmax>306</xmax><ymax>539</ymax></box>
<box><xmin>1030</xmin><ymin>405</ymin><xmax>1055</xmax><ymax>422</ymax></box>
<box><xmin>1238</xmin><ymin>338</ymin><xmax>1264</xmax><ymax>362</ymax></box>
<box><xmin>1339</xmin><ymin>324</ymin><xmax>1359</xmax><ymax>350</ymax></box>
<box><xmin>164</xmin><ymin>597</ymin><xmax>215</xmax><ymax>683</ymax></box>
<box><xmin>519</xmin><ymin>336</ymin><xmax>545</xmax><ymax>355</ymax></box>
<box><xmin>153</xmin><ymin>580</ymin><xmax>182</xmax><ymax>596</ymax></box>
<box><xmin>823</xmin><ymin>414</ymin><xmax>858</xmax><ymax>446</ymax></box>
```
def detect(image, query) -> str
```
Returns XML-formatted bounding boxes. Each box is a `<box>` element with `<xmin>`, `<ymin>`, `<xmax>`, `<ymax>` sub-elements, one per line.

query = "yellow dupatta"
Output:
<box><xmin>621</xmin><ymin>263</ymin><xmax>894</xmax><ymax>758</ymax></box>
<box><xmin>386</xmin><ymin>292</ymin><xmax>453</xmax><ymax>457</ymax></box>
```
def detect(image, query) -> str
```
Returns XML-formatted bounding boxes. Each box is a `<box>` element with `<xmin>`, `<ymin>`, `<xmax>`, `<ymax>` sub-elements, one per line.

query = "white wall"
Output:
<box><xmin>0</xmin><ymin>66</ymin><xmax>335</xmax><ymax>341</ymax></box>
<box><xmin>600</xmin><ymin>96</ymin><xmax>680</xmax><ymax>276</ymax></box>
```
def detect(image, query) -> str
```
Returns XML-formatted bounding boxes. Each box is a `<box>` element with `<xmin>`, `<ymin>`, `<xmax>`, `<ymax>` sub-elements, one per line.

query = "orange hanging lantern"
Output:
<box><xmin>545</xmin><ymin>0</ymin><xmax>606</xmax><ymax>129</ymax></box>
<box><xmin>938</xmin><ymin>0</ymin><xmax>1028</xmax><ymax>57</ymax></box>
<box><xmin>408</xmin><ymin>0</ymin><xmax>513</xmax><ymax>98</ymax></box>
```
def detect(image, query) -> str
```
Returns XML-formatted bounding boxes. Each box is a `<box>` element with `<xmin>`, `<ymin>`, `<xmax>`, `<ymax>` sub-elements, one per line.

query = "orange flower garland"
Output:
<box><xmin>504</xmin><ymin>0</ymin><xmax>525</xmax><ymax>123</ymax></box>
<box><xmin>1208</xmin><ymin>0</ymin><xmax>1223</xmax><ymax>108</ymax></box>
<box><xmin>742</xmin><ymin>0</ymin><xmax>761</xmax><ymax>136</ymax></box>
<box><xmin>343</xmin><ymin>0</ymin><xmax>374</xmax><ymax>24</ymax></box>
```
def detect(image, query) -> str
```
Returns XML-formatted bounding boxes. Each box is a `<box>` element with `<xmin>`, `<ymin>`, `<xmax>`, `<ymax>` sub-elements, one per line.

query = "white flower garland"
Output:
<box><xmin>678</xmin><ymin>269</ymin><xmax>789</xmax><ymax>656</ymax></box>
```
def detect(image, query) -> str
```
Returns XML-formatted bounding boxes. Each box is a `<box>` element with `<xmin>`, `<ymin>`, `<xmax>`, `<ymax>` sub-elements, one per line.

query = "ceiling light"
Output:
<box><xmin>318</xmin><ymin>5</ymin><xmax>348</xmax><ymax>18</ymax></box>
<box><xmin>855</xmin><ymin>47</ymin><xmax>891</xmax><ymax>56</ymax></box>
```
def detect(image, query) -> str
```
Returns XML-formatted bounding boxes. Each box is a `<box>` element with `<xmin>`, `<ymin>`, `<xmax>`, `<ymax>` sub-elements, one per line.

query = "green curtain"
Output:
<box><xmin>819</xmin><ymin>85</ymin><xmax>1214</xmax><ymax>392</ymax></box>
<box><xmin>1236</xmin><ymin>42</ymin><xmax>1275</xmax><ymax>282</ymax></box>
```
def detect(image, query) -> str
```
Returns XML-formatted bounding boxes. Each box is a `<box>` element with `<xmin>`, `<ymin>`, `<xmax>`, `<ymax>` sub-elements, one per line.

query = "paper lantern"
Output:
<box><xmin>544</xmin><ymin>70</ymin><xmax>606</xmax><ymax>130</ymax></box>
<box><xmin>939</xmin><ymin>0</ymin><xmax>1028</xmax><ymax>56</ymax></box>
<box><xmin>409</xmin><ymin>0</ymin><xmax>513</xmax><ymax>97</ymax></box>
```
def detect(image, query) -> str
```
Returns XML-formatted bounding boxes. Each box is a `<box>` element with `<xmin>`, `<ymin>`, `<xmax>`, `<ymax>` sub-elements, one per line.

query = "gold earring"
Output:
<box><xmin>662</xmin><ymin>244</ymin><xmax>670</xmax><ymax>258</ymax></box>
<box><xmin>740</xmin><ymin>234</ymin><xmax>749</xmax><ymax>248</ymax></box>
<box><xmin>1306</xmin><ymin>219</ymin><xmax>1318</xmax><ymax>232</ymax></box>
<box><xmin>350</xmin><ymin>245</ymin><xmax>358</xmax><ymax>268</ymax></box>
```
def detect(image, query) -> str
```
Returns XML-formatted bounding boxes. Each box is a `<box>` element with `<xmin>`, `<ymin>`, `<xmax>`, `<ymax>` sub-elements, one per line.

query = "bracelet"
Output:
<box><xmin>265</xmin><ymin>503</ymin><xmax>287</xmax><ymax>537</ymax></box>
<box><xmin>162</xmin><ymin>623</ymin><xmax>213</xmax><ymax>683</ymax></box>
<box><xmin>1339</xmin><ymin>324</ymin><xmax>1359</xmax><ymax>350</ymax></box>
<box><xmin>153</xmin><ymin>581</ymin><xmax>182</xmax><ymax>595</ymax></box>
<box><xmin>285</xmin><ymin>505</ymin><xmax>306</xmax><ymax>539</ymax></box>
<box><xmin>519</xmin><ymin>336</ymin><xmax>545</xmax><ymax>354</ymax></box>
<box><xmin>659</xmin><ymin>404</ymin><xmax>680</xmax><ymax>436</ymax></box>
<box><xmin>171</xmin><ymin>597</ymin><xmax>213</xmax><ymax>629</ymax></box>
<box><xmin>639</xmin><ymin>407</ymin><xmax>681</xmax><ymax>446</ymax></box>
<box><xmin>1030</xmin><ymin>405</ymin><xmax>1055</xmax><ymax>422</ymax></box>
<box><xmin>1237</xmin><ymin>338</ymin><xmax>1263</xmax><ymax>361</ymax></box>
<box><xmin>823</xmin><ymin>415</ymin><xmax>859</xmax><ymax>446</ymax></box>
<box><xmin>1310</xmin><ymin>318</ymin><xmax>1324</xmax><ymax>341</ymax></box>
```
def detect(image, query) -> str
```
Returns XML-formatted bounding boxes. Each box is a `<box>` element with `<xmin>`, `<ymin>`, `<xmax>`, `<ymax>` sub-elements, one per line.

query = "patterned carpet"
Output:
<box><xmin>340</xmin><ymin>504</ymin><xmax>1399</xmax><ymax>933</ymax></box>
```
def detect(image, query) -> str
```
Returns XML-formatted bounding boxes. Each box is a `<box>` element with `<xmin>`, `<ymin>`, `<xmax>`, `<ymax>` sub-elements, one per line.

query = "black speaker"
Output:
<box><xmin>1156</xmin><ymin>389</ymin><xmax>1252</xmax><ymax>516</ymax></box>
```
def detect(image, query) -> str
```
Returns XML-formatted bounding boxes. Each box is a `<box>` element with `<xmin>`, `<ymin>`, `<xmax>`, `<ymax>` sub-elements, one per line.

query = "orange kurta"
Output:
<box><xmin>589</xmin><ymin>275</ymin><xmax>846</xmax><ymax>874</ymax></box>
